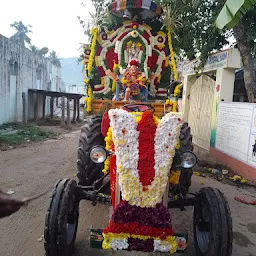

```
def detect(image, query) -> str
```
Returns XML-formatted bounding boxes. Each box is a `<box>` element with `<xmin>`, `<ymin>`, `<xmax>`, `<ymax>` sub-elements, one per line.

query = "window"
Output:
<box><xmin>10</xmin><ymin>61</ymin><xmax>18</xmax><ymax>76</ymax></box>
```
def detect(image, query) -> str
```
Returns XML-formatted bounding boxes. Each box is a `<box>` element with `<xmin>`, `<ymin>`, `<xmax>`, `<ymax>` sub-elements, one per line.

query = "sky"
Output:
<box><xmin>0</xmin><ymin>0</ymin><xmax>94</xmax><ymax>58</ymax></box>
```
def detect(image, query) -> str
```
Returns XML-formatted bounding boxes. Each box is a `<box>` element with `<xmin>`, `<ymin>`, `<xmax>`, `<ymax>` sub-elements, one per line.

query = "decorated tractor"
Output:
<box><xmin>44</xmin><ymin>1</ymin><xmax>232</xmax><ymax>256</ymax></box>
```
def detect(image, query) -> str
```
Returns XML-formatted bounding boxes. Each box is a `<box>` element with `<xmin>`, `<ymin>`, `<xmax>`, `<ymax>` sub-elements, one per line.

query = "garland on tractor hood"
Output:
<box><xmin>102</xmin><ymin>109</ymin><xmax>183</xmax><ymax>253</ymax></box>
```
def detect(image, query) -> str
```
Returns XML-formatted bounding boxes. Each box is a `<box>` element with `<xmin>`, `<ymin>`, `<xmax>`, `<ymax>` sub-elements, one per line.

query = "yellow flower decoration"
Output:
<box><xmin>172</xmin><ymin>101</ymin><xmax>178</xmax><ymax>112</ymax></box>
<box><xmin>102</xmin><ymin>232</ymin><xmax>177</xmax><ymax>253</ymax></box>
<box><xmin>103</xmin><ymin>127</ymin><xmax>112</xmax><ymax>174</ymax></box>
<box><xmin>174</xmin><ymin>84</ymin><xmax>182</xmax><ymax>97</ymax></box>
<box><xmin>168</xmin><ymin>28</ymin><xmax>178</xmax><ymax>81</ymax></box>
<box><xmin>84</xmin><ymin>27</ymin><xmax>98</xmax><ymax>113</ymax></box>
<box><xmin>170</xmin><ymin>170</ymin><xmax>181</xmax><ymax>185</ymax></box>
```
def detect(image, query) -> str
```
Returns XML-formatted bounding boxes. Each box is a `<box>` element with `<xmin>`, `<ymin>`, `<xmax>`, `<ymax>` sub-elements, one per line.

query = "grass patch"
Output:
<box><xmin>0</xmin><ymin>123</ymin><xmax>55</xmax><ymax>147</ymax></box>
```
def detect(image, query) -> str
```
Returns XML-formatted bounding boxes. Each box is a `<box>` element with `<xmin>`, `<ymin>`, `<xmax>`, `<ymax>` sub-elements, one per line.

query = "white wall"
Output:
<box><xmin>0</xmin><ymin>34</ymin><xmax>62</xmax><ymax>125</ymax></box>
<box><xmin>215</xmin><ymin>102</ymin><xmax>256</xmax><ymax>168</ymax></box>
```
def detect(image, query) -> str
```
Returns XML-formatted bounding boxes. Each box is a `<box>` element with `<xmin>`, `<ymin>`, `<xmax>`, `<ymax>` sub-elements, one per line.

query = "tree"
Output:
<box><xmin>160</xmin><ymin>0</ymin><xmax>256</xmax><ymax>101</ymax></box>
<box><xmin>29</xmin><ymin>45</ymin><xmax>49</xmax><ymax>57</ymax></box>
<box><xmin>216</xmin><ymin>0</ymin><xmax>256</xmax><ymax>102</ymax></box>
<box><xmin>29</xmin><ymin>44</ymin><xmax>39</xmax><ymax>53</ymax></box>
<box><xmin>10</xmin><ymin>21</ymin><xmax>32</xmax><ymax>47</ymax></box>
<box><xmin>216</xmin><ymin>0</ymin><xmax>256</xmax><ymax>29</ymax></box>
<box><xmin>49</xmin><ymin>51</ymin><xmax>61</xmax><ymax>67</ymax></box>
<box><xmin>81</xmin><ymin>0</ymin><xmax>256</xmax><ymax>100</ymax></box>
<box><xmin>38</xmin><ymin>47</ymin><xmax>49</xmax><ymax>57</ymax></box>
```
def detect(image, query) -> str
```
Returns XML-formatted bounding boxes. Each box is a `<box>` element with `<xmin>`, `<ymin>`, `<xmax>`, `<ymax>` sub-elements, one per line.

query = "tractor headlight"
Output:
<box><xmin>90</xmin><ymin>146</ymin><xmax>108</xmax><ymax>164</ymax></box>
<box><xmin>181</xmin><ymin>152</ymin><xmax>197</xmax><ymax>169</ymax></box>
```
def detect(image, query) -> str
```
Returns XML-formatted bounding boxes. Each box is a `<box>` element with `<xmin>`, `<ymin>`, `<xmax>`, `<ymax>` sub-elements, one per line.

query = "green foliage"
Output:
<box><xmin>29</xmin><ymin>45</ymin><xmax>49</xmax><ymax>56</ymax></box>
<box><xmin>160</xmin><ymin>66</ymin><xmax>171</xmax><ymax>88</ymax></box>
<box><xmin>216</xmin><ymin>0</ymin><xmax>256</xmax><ymax>30</ymax></box>
<box><xmin>79</xmin><ymin>0</ymin><xmax>120</xmax><ymax>36</ymax></box>
<box><xmin>0</xmin><ymin>123</ymin><xmax>55</xmax><ymax>147</ymax></box>
<box><xmin>159</xmin><ymin>0</ymin><xmax>229</xmax><ymax>64</ymax></box>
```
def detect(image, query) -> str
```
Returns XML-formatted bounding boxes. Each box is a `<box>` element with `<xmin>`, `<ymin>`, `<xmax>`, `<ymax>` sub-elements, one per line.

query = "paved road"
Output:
<box><xmin>0</xmin><ymin>130</ymin><xmax>255</xmax><ymax>256</ymax></box>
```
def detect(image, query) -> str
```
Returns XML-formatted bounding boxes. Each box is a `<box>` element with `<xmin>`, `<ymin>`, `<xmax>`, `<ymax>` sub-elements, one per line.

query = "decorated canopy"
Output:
<box><xmin>108</xmin><ymin>0</ymin><xmax>163</xmax><ymax>20</ymax></box>
<box><xmin>83</xmin><ymin>0</ymin><xmax>180</xmax><ymax>112</ymax></box>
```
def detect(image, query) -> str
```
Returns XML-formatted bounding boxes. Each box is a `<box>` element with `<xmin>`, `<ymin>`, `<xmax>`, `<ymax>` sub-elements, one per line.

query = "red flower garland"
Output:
<box><xmin>137</xmin><ymin>111</ymin><xmax>157</xmax><ymax>187</ymax></box>
<box><xmin>104</xmin><ymin>221</ymin><xmax>174</xmax><ymax>240</ymax></box>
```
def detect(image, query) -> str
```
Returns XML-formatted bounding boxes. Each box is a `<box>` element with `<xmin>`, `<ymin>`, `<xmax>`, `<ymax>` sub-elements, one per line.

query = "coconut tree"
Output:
<box><xmin>29</xmin><ymin>44</ymin><xmax>39</xmax><ymax>53</ymax></box>
<box><xmin>10</xmin><ymin>21</ymin><xmax>32</xmax><ymax>47</ymax></box>
<box><xmin>49</xmin><ymin>51</ymin><xmax>61</xmax><ymax>67</ymax></box>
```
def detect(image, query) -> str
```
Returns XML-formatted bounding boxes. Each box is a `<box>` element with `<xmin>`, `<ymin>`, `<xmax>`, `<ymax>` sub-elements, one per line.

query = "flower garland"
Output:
<box><xmin>165</xmin><ymin>99</ymin><xmax>173</xmax><ymax>106</ymax></box>
<box><xmin>102</xmin><ymin>110</ymin><xmax>183</xmax><ymax>253</ymax></box>
<box><xmin>103</xmin><ymin>201</ymin><xmax>177</xmax><ymax>253</ymax></box>
<box><xmin>170</xmin><ymin>170</ymin><xmax>181</xmax><ymax>185</ymax></box>
<box><xmin>137</xmin><ymin>111</ymin><xmax>157</xmax><ymax>186</ymax></box>
<box><xmin>167</xmin><ymin>27</ymin><xmax>178</xmax><ymax>81</ymax></box>
<box><xmin>102</xmin><ymin>127</ymin><xmax>112</xmax><ymax>175</ymax></box>
<box><xmin>87</xmin><ymin>28</ymin><xmax>98</xmax><ymax>79</ymax></box>
<box><xmin>108</xmin><ymin>109</ymin><xmax>183</xmax><ymax>208</ymax></box>
<box><xmin>103</xmin><ymin>232</ymin><xmax>177</xmax><ymax>253</ymax></box>
<box><xmin>110</xmin><ymin>141</ymin><xmax>117</xmax><ymax>208</ymax></box>
<box><xmin>172</xmin><ymin>101</ymin><xmax>178</xmax><ymax>112</ymax></box>
<box><xmin>174</xmin><ymin>84</ymin><xmax>182</xmax><ymax>97</ymax></box>
<box><xmin>85</xmin><ymin>86</ymin><xmax>93</xmax><ymax>113</ymax></box>
<box><xmin>84</xmin><ymin>27</ymin><xmax>98</xmax><ymax>113</ymax></box>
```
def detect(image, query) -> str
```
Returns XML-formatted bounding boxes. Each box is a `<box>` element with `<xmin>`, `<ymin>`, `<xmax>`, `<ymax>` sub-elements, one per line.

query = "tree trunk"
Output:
<box><xmin>233</xmin><ymin>21</ymin><xmax>256</xmax><ymax>102</ymax></box>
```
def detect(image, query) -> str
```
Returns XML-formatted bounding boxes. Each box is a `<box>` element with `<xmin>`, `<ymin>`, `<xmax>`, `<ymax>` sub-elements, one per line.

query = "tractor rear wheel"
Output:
<box><xmin>193</xmin><ymin>187</ymin><xmax>233</xmax><ymax>256</ymax></box>
<box><xmin>77</xmin><ymin>116</ymin><xmax>105</xmax><ymax>186</ymax></box>
<box><xmin>44</xmin><ymin>179</ymin><xmax>79</xmax><ymax>256</ymax></box>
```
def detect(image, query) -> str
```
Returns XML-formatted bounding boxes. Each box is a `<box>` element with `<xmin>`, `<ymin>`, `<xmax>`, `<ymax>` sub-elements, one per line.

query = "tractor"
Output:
<box><xmin>44</xmin><ymin>104</ymin><xmax>232</xmax><ymax>256</ymax></box>
<box><xmin>44</xmin><ymin>1</ymin><xmax>232</xmax><ymax>255</ymax></box>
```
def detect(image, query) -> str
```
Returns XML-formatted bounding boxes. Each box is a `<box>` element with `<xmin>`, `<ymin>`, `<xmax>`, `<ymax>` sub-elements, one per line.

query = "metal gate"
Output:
<box><xmin>188</xmin><ymin>75</ymin><xmax>215</xmax><ymax>150</ymax></box>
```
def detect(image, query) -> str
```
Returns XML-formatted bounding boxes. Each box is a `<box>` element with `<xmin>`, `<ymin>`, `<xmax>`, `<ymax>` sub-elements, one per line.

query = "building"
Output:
<box><xmin>0</xmin><ymin>34</ymin><xmax>64</xmax><ymax>125</ymax></box>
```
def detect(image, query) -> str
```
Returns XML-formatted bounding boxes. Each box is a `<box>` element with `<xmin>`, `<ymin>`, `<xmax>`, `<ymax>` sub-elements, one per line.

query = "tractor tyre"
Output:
<box><xmin>77</xmin><ymin>116</ymin><xmax>105</xmax><ymax>186</ymax></box>
<box><xmin>177</xmin><ymin>122</ymin><xmax>194</xmax><ymax>195</ymax></box>
<box><xmin>44</xmin><ymin>179</ymin><xmax>79</xmax><ymax>256</ymax></box>
<box><xmin>193</xmin><ymin>187</ymin><xmax>233</xmax><ymax>256</ymax></box>
<box><xmin>179</xmin><ymin>122</ymin><xmax>193</xmax><ymax>153</ymax></box>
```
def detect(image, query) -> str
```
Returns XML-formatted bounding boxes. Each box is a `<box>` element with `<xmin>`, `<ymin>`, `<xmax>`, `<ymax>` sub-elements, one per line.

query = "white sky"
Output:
<box><xmin>0</xmin><ymin>0</ymin><xmax>94</xmax><ymax>58</ymax></box>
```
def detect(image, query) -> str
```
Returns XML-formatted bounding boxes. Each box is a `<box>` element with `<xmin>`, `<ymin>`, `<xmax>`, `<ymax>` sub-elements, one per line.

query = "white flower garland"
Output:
<box><xmin>154</xmin><ymin>239</ymin><xmax>173</xmax><ymax>252</ymax></box>
<box><xmin>110</xmin><ymin>238</ymin><xmax>129</xmax><ymax>251</ymax></box>
<box><xmin>109</xmin><ymin>109</ymin><xmax>183</xmax><ymax>207</ymax></box>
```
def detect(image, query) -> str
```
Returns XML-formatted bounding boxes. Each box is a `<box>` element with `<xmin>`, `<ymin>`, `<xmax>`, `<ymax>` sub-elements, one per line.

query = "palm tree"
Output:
<box><xmin>49</xmin><ymin>51</ymin><xmax>61</xmax><ymax>67</ymax></box>
<box><xmin>10</xmin><ymin>21</ymin><xmax>32</xmax><ymax>47</ymax></box>
<box><xmin>29</xmin><ymin>44</ymin><xmax>39</xmax><ymax>53</ymax></box>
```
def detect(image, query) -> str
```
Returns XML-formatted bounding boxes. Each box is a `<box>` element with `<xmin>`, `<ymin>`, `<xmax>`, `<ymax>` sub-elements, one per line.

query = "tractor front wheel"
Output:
<box><xmin>44</xmin><ymin>179</ymin><xmax>79</xmax><ymax>256</ymax></box>
<box><xmin>77</xmin><ymin>116</ymin><xmax>105</xmax><ymax>186</ymax></box>
<box><xmin>193</xmin><ymin>187</ymin><xmax>233</xmax><ymax>256</ymax></box>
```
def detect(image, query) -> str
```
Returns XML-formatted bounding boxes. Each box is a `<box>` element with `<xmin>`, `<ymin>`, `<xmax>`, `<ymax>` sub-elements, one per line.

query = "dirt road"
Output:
<box><xmin>0</xmin><ymin>130</ymin><xmax>255</xmax><ymax>256</ymax></box>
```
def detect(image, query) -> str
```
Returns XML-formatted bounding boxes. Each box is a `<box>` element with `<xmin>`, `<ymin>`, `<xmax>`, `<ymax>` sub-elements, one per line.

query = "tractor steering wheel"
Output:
<box><xmin>122</xmin><ymin>104</ymin><xmax>155</xmax><ymax>113</ymax></box>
